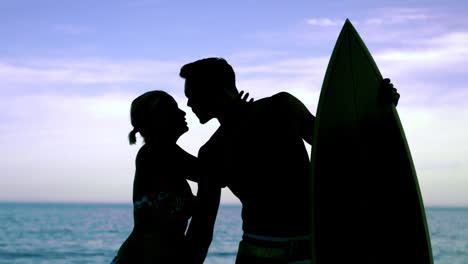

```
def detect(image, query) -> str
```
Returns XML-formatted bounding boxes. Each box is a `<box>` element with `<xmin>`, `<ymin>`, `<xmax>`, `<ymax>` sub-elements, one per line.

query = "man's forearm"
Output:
<box><xmin>186</xmin><ymin>183</ymin><xmax>221</xmax><ymax>263</ymax></box>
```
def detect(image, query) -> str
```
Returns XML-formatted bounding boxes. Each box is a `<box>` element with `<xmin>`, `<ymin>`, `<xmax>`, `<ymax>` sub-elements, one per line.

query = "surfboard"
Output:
<box><xmin>310</xmin><ymin>19</ymin><xmax>433</xmax><ymax>264</ymax></box>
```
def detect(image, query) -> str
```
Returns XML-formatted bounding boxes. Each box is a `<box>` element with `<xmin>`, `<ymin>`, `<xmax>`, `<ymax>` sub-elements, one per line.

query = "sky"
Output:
<box><xmin>1</xmin><ymin>0</ymin><xmax>467</xmax><ymax>206</ymax></box>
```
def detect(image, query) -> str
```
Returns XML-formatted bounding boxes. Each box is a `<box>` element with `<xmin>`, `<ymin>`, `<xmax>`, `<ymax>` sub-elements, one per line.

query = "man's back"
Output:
<box><xmin>199</xmin><ymin>92</ymin><xmax>315</xmax><ymax>236</ymax></box>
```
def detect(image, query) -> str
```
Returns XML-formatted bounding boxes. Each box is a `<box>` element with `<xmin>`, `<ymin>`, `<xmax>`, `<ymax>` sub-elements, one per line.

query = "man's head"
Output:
<box><xmin>180</xmin><ymin>58</ymin><xmax>239</xmax><ymax>124</ymax></box>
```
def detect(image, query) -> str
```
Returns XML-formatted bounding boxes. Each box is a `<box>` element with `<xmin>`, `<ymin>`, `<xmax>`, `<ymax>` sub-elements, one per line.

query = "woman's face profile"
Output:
<box><xmin>151</xmin><ymin>96</ymin><xmax>188</xmax><ymax>140</ymax></box>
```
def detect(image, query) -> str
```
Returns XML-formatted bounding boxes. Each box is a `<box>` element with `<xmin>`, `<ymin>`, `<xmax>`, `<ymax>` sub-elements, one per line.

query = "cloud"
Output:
<box><xmin>302</xmin><ymin>7</ymin><xmax>453</xmax><ymax>47</ymax></box>
<box><xmin>355</xmin><ymin>7</ymin><xmax>433</xmax><ymax>26</ymax></box>
<box><xmin>302</xmin><ymin>9</ymin><xmax>468</xmax><ymax>109</ymax></box>
<box><xmin>228</xmin><ymin>50</ymin><xmax>290</xmax><ymax>63</ymax></box>
<box><xmin>54</xmin><ymin>24</ymin><xmax>93</xmax><ymax>35</ymax></box>
<box><xmin>236</xmin><ymin>57</ymin><xmax>328</xmax><ymax>75</ymax></box>
<box><xmin>307</xmin><ymin>8</ymin><xmax>432</xmax><ymax>28</ymax></box>
<box><xmin>235</xmin><ymin>24</ymin><xmax>468</xmax><ymax>107</ymax></box>
<box><xmin>0</xmin><ymin>56</ymin><xmax>328</xmax><ymax>106</ymax></box>
<box><xmin>372</xmin><ymin>31</ymin><xmax>468</xmax><ymax>105</ymax></box>
<box><xmin>0</xmin><ymin>59</ymin><xmax>184</xmax><ymax>96</ymax></box>
<box><xmin>307</xmin><ymin>18</ymin><xmax>342</xmax><ymax>27</ymax></box>
<box><xmin>368</xmin><ymin>8</ymin><xmax>431</xmax><ymax>24</ymax></box>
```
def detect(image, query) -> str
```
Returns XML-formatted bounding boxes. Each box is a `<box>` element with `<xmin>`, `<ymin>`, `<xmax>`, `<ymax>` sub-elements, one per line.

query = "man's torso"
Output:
<box><xmin>200</xmin><ymin>93</ymin><xmax>312</xmax><ymax>236</ymax></box>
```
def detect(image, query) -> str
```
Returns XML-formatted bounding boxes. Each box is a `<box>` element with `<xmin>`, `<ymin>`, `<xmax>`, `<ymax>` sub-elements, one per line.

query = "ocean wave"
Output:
<box><xmin>0</xmin><ymin>250</ymin><xmax>108</xmax><ymax>259</ymax></box>
<box><xmin>208</xmin><ymin>251</ymin><xmax>238</xmax><ymax>257</ymax></box>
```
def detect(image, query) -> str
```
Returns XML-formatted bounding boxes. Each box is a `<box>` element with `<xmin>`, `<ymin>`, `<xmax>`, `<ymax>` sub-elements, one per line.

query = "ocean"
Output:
<box><xmin>0</xmin><ymin>203</ymin><xmax>466</xmax><ymax>264</ymax></box>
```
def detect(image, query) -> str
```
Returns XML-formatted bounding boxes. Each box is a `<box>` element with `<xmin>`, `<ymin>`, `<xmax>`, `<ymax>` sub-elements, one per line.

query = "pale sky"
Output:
<box><xmin>1</xmin><ymin>0</ymin><xmax>467</xmax><ymax>206</ymax></box>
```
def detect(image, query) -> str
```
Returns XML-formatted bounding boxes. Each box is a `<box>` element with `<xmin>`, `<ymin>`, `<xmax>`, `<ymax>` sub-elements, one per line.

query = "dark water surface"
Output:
<box><xmin>0</xmin><ymin>203</ymin><xmax>466</xmax><ymax>264</ymax></box>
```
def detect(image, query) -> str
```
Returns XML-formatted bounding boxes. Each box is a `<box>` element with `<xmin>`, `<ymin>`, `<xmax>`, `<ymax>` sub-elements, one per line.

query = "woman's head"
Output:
<box><xmin>128</xmin><ymin>91</ymin><xmax>188</xmax><ymax>145</ymax></box>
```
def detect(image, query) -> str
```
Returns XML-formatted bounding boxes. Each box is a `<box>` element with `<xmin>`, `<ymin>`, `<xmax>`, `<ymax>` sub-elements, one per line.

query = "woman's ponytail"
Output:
<box><xmin>128</xmin><ymin>128</ymin><xmax>138</xmax><ymax>145</ymax></box>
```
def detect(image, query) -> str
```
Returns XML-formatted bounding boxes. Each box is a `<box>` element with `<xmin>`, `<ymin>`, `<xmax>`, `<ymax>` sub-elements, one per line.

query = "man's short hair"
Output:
<box><xmin>179</xmin><ymin>57</ymin><xmax>238</xmax><ymax>94</ymax></box>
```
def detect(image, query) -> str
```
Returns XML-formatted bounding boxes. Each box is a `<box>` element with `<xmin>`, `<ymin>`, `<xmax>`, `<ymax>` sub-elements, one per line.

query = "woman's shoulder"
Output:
<box><xmin>133</xmin><ymin>144</ymin><xmax>191</xmax><ymax>190</ymax></box>
<box><xmin>133</xmin><ymin>145</ymin><xmax>164</xmax><ymax>194</ymax></box>
<box><xmin>135</xmin><ymin>143</ymin><xmax>168</xmax><ymax>166</ymax></box>
<box><xmin>135</xmin><ymin>144</ymin><xmax>150</xmax><ymax>163</ymax></box>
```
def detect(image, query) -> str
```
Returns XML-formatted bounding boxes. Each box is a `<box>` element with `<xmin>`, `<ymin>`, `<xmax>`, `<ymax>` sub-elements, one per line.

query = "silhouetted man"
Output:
<box><xmin>181</xmin><ymin>58</ymin><xmax>314</xmax><ymax>264</ymax></box>
<box><xmin>181</xmin><ymin>58</ymin><xmax>398</xmax><ymax>264</ymax></box>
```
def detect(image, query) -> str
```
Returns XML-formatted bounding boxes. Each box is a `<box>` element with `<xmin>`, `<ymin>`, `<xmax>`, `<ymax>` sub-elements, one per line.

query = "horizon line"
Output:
<box><xmin>1</xmin><ymin>200</ymin><xmax>467</xmax><ymax>208</ymax></box>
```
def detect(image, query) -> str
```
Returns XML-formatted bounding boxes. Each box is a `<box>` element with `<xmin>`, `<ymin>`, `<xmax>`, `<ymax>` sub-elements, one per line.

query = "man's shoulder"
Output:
<box><xmin>271</xmin><ymin>91</ymin><xmax>301</xmax><ymax>103</ymax></box>
<box><xmin>250</xmin><ymin>92</ymin><xmax>300</xmax><ymax>114</ymax></box>
<box><xmin>271</xmin><ymin>91</ymin><xmax>295</xmax><ymax>99</ymax></box>
<box><xmin>254</xmin><ymin>92</ymin><xmax>297</xmax><ymax>105</ymax></box>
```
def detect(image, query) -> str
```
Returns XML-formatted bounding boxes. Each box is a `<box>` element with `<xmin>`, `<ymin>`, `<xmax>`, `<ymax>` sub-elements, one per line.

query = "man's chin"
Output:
<box><xmin>193</xmin><ymin>111</ymin><xmax>213</xmax><ymax>124</ymax></box>
<box><xmin>197</xmin><ymin>115</ymin><xmax>212</xmax><ymax>124</ymax></box>
<box><xmin>199</xmin><ymin>118</ymin><xmax>211</xmax><ymax>124</ymax></box>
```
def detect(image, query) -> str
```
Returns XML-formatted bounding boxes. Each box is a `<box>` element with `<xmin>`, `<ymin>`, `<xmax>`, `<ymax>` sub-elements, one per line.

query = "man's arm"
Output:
<box><xmin>277</xmin><ymin>78</ymin><xmax>398</xmax><ymax>146</ymax></box>
<box><xmin>276</xmin><ymin>92</ymin><xmax>316</xmax><ymax>145</ymax></box>
<box><xmin>186</xmin><ymin>182</ymin><xmax>221</xmax><ymax>264</ymax></box>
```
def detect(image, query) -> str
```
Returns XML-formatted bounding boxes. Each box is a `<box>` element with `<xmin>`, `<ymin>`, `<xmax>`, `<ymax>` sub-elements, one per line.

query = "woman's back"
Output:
<box><xmin>117</xmin><ymin>143</ymin><xmax>196</xmax><ymax>263</ymax></box>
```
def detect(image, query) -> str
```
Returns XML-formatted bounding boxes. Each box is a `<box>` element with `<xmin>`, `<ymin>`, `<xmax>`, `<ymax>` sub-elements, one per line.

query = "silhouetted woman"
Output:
<box><xmin>111</xmin><ymin>91</ymin><xmax>198</xmax><ymax>263</ymax></box>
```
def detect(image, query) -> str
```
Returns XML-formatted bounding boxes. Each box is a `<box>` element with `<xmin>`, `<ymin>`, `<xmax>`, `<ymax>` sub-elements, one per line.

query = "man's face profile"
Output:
<box><xmin>184</xmin><ymin>78</ymin><xmax>215</xmax><ymax>124</ymax></box>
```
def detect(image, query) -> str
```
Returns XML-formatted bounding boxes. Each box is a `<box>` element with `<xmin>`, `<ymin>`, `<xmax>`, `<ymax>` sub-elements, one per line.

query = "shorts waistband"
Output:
<box><xmin>243</xmin><ymin>232</ymin><xmax>310</xmax><ymax>242</ymax></box>
<box><xmin>237</xmin><ymin>234</ymin><xmax>311</xmax><ymax>264</ymax></box>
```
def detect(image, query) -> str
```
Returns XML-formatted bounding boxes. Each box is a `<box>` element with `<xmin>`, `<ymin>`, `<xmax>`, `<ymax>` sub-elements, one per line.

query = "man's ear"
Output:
<box><xmin>221</xmin><ymin>88</ymin><xmax>239</xmax><ymax>101</ymax></box>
